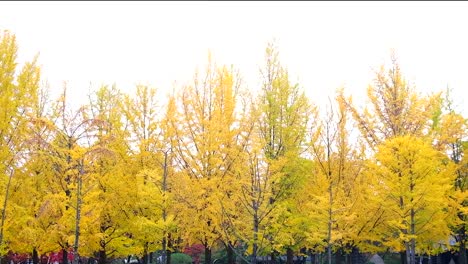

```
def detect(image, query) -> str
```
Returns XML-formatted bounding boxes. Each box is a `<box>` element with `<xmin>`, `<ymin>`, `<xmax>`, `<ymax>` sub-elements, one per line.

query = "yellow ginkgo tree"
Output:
<box><xmin>6</xmin><ymin>85</ymin><xmax>58</xmax><ymax>262</ymax></box>
<box><xmin>308</xmin><ymin>92</ymin><xmax>368</xmax><ymax>264</ymax></box>
<box><xmin>170</xmin><ymin>56</ymin><xmax>246</xmax><ymax>264</ymax></box>
<box><xmin>431</xmin><ymin>93</ymin><xmax>468</xmax><ymax>264</ymax></box>
<box><xmin>339</xmin><ymin>53</ymin><xmax>445</xmax><ymax>262</ymax></box>
<box><xmin>121</xmin><ymin>85</ymin><xmax>177</xmax><ymax>264</ymax></box>
<box><xmin>368</xmin><ymin>136</ymin><xmax>455</xmax><ymax>264</ymax></box>
<box><xmin>0</xmin><ymin>30</ymin><xmax>41</xmax><ymax>258</ymax></box>
<box><xmin>248</xmin><ymin>42</ymin><xmax>314</xmax><ymax>264</ymax></box>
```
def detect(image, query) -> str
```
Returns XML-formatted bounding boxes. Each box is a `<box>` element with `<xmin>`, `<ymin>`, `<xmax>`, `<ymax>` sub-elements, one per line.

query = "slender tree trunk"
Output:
<box><xmin>459</xmin><ymin>224</ymin><xmax>467</xmax><ymax>264</ymax></box>
<box><xmin>400</xmin><ymin>251</ymin><xmax>407</xmax><ymax>264</ymax></box>
<box><xmin>299</xmin><ymin>248</ymin><xmax>307</xmax><ymax>264</ymax></box>
<box><xmin>32</xmin><ymin>248</ymin><xmax>39</xmax><ymax>264</ymax></box>
<box><xmin>226</xmin><ymin>243</ymin><xmax>235</xmax><ymax>264</ymax></box>
<box><xmin>286</xmin><ymin>248</ymin><xmax>294</xmax><ymax>264</ymax></box>
<box><xmin>335</xmin><ymin>248</ymin><xmax>343</xmax><ymax>264</ymax></box>
<box><xmin>204</xmin><ymin>246</ymin><xmax>211</xmax><ymax>264</ymax></box>
<box><xmin>327</xmin><ymin>167</ymin><xmax>333</xmax><ymax>264</ymax></box>
<box><xmin>161</xmin><ymin>235</ymin><xmax>166</xmax><ymax>264</ymax></box>
<box><xmin>0</xmin><ymin>168</ymin><xmax>14</xmax><ymax>257</ymax></box>
<box><xmin>270</xmin><ymin>252</ymin><xmax>276</xmax><ymax>264</ymax></box>
<box><xmin>327</xmin><ymin>185</ymin><xmax>332</xmax><ymax>264</ymax></box>
<box><xmin>165</xmin><ymin>234</ymin><xmax>172</xmax><ymax>264</ymax></box>
<box><xmin>345</xmin><ymin>249</ymin><xmax>351</xmax><ymax>264</ymax></box>
<box><xmin>98</xmin><ymin>250</ymin><xmax>106</xmax><ymax>264</ymax></box>
<box><xmin>405</xmin><ymin>243</ymin><xmax>411</xmax><ymax>264</ymax></box>
<box><xmin>399</xmin><ymin>192</ymin><xmax>407</xmax><ymax>264</ymax></box>
<box><xmin>162</xmin><ymin>151</ymin><xmax>168</xmax><ymax>264</ymax></box>
<box><xmin>62</xmin><ymin>248</ymin><xmax>69</xmax><ymax>264</ymax></box>
<box><xmin>410</xmin><ymin>208</ymin><xmax>416</xmax><ymax>264</ymax></box>
<box><xmin>251</xmin><ymin>209</ymin><xmax>259</xmax><ymax>264</ymax></box>
<box><xmin>349</xmin><ymin>247</ymin><xmax>360</xmax><ymax>264</ymax></box>
<box><xmin>142</xmin><ymin>242</ymin><xmax>148</xmax><ymax>264</ymax></box>
<box><xmin>166</xmin><ymin>251</ymin><xmax>171</xmax><ymax>264</ymax></box>
<box><xmin>149</xmin><ymin>252</ymin><xmax>153</xmax><ymax>264</ymax></box>
<box><xmin>408</xmin><ymin>176</ymin><xmax>416</xmax><ymax>264</ymax></box>
<box><xmin>74</xmin><ymin>162</ymin><xmax>83</xmax><ymax>264</ymax></box>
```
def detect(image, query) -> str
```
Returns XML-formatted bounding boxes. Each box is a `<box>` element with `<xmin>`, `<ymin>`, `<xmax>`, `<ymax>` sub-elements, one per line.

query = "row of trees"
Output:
<box><xmin>0</xmin><ymin>30</ymin><xmax>466</xmax><ymax>264</ymax></box>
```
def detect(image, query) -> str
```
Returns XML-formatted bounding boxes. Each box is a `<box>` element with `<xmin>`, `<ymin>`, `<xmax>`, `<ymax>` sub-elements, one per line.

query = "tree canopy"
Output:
<box><xmin>0</xmin><ymin>31</ymin><xmax>466</xmax><ymax>264</ymax></box>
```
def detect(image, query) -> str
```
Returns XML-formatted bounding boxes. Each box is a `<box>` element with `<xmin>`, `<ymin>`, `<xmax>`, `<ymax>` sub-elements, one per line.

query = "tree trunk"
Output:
<box><xmin>226</xmin><ymin>243</ymin><xmax>235</xmax><ymax>264</ymax></box>
<box><xmin>335</xmin><ymin>248</ymin><xmax>343</xmax><ymax>264</ymax></box>
<box><xmin>308</xmin><ymin>250</ymin><xmax>313</xmax><ymax>264</ymax></box>
<box><xmin>459</xmin><ymin>224</ymin><xmax>467</xmax><ymax>264</ymax></box>
<box><xmin>166</xmin><ymin>251</ymin><xmax>171</xmax><ymax>264</ymax></box>
<box><xmin>270</xmin><ymin>252</ymin><xmax>276</xmax><ymax>264</ymax></box>
<box><xmin>149</xmin><ymin>252</ymin><xmax>153</xmax><ymax>264</ymax></box>
<box><xmin>62</xmin><ymin>248</ymin><xmax>69</xmax><ymax>264</ymax></box>
<box><xmin>410</xmin><ymin>235</ymin><xmax>416</xmax><ymax>264</ymax></box>
<box><xmin>400</xmin><ymin>250</ymin><xmax>408</xmax><ymax>264</ymax></box>
<box><xmin>405</xmin><ymin>242</ymin><xmax>412</xmax><ymax>264</ymax></box>
<box><xmin>350</xmin><ymin>247</ymin><xmax>361</xmax><ymax>264</ymax></box>
<box><xmin>74</xmin><ymin>163</ymin><xmax>83</xmax><ymax>264</ymax></box>
<box><xmin>400</xmin><ymin>251</ymin><xmax>407</xmax><ymax>264</ymax></box>
<box><xmin>165</xmin><ymin>233</ymin><xmax>172</xmax><ymax>264</ymax></box>
<box><xmin>251</xmin><ymin>211</ymin><xmax>259</xmax><ymax>264</ymax></box>
<box><xmin>98</xmin><ymin>250</ymin><xmax>106</xmax><ymax>264</ymax></box>
<box><xmin>142</xmin><ymin>242</ymin><xmax>148</xmax><ymax>264</ymax></box>
<box><xmin>162</xmin><ymin>151</ymin><xmax>169</xmax><ymax>264</ymax></box>
<box><xmin>345</xmin><ymin>250</ymin><xmax>351</xmax><ymax>264</ymax></box>
<box><xmin>299</xmin><ymin>248</ymin><xmax>307</xmax><ymax>264</ymax></box>
<box><xmin>286</xmin><ymin>248</ymin><xmax>294</xmax><ymax>264</ymax></box>
<box><xmin>204</xmin><ymin>246</ymin><xmax>211</xmax><ymax>264</ymax></box>
<box><xmin>0</xmin><ymin>168</ymin><xmax>14</xmax><ymax>254</ymax></box>
<box><xmin>165</xmin><ymin>248</ymin><xmax>171</xmax><ymax>264</ymax></box>
<box><xmin>328</xmin><ymin>177</ymin><xmax>333</xmax><ymax>264</ymax></box>
<box><xmin>32</xmin><ymin>248</ymin><xmax>39</xmax><ymax>264</ymax></box>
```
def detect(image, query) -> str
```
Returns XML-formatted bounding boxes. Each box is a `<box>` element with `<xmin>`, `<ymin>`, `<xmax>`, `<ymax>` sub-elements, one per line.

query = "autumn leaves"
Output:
<box><xmin>0</xmin><ymin>30</ymin><xmax>466</xmax><ymax>264</ymax></box>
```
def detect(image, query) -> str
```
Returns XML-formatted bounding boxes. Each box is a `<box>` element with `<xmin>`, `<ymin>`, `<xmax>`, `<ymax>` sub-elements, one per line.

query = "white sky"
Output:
<box><xmin>0</xmin><ymin>1</ymin><xmax>467</xmax><ymax>115</ymax></box>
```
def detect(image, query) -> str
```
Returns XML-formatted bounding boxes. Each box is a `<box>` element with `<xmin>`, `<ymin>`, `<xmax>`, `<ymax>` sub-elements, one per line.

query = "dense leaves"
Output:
<box><xmin>0</xmin><ymin>31</ymin><xmax>466</xmax><ymax>264</ymax></box>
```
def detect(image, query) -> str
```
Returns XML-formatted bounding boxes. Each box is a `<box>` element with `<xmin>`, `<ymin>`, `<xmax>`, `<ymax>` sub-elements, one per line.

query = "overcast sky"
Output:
<box><xmin>0</xmin><ymin>1</ymin><xmax>467</xmax><ymax>115</ymax></box>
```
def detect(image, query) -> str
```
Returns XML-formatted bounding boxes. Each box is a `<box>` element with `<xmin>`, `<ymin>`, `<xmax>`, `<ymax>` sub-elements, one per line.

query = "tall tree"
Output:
<box><xmin>122</xmin><ymin>85</ymin><xmax>178</xmax><ymax>264</ymax></box>
<box><xmin>122</xmin><ymin>85</ymin><xmax>161</xmax><ymax>263</ymax></box>
<box><xmin>250</xmin><ymin>42</ymin><xmax>313</xmax><ymax>264</ymax></box>
<box><xmin>432</xmin><ymin>91</ymin><xmax>468</xmax><ymax>264</ymax></box>
<box><xmin>6</xmin><ymin>84</ymin><xmax>57</xmax><ymax>263</ymax></box>
<box><xmin>367</xmin><ymin>136</ymin><xmax>455</xmax><ymax>264</ymax></box>
<box><xmin>170</xmin><ymin>56</ymin><xmax>246</xmax><ymax>264</ymax></box>
<box><xmin>339</xmin><ymin>53</ymin><xmax>443</xmax><ymax>264</ymax></box>
<box><xmin>40</xmin><ymin>86</ymin><xmax>98</xmax><ymax>263</ymax></box>
<box><xmin>308</xmin><ymin>93</ymin><xmax>366</xmax><ymax>264</ymax></box>
<box><xmin>83</xmin><ymin>85</ymin><xmax>137</xmax><ymax>264</ymax></box>
<box><xmin>0</xmin><ymin>30</ymin><xmax>41</xmax><ymax>257</ymax></box>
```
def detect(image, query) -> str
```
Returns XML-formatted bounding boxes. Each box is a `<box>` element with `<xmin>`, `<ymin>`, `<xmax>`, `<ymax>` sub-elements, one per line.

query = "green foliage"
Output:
<box><xmin>170</xmin><ymin>253</ymin><xmax>192</xmax><ymax>264</ymax></box>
